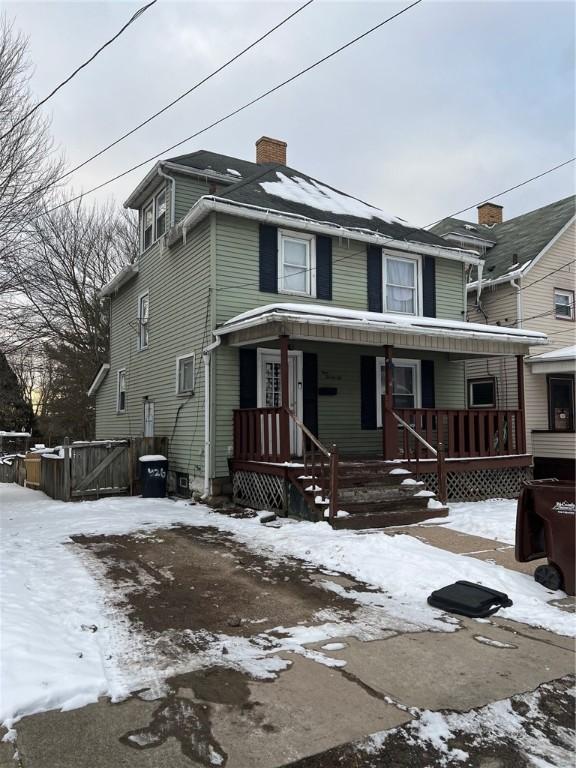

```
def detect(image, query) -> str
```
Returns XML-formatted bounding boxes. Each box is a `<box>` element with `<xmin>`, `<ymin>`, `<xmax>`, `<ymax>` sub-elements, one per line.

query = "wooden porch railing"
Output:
<box><xmin>232</xmin><ymin>406</ymin><xmax>339</xmax><ymax>519</ymax></box>
<box><xmin>383</xmin><ymin>401</ymin><xmax>526</xmax><ymax>462</ymax></box>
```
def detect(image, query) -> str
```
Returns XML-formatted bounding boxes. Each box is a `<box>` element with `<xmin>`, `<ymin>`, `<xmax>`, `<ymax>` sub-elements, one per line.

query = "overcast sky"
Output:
<box><xmin>4</xmin><ymin>0</ymin><xmax>575</xmax><ymax>225</ymax></box>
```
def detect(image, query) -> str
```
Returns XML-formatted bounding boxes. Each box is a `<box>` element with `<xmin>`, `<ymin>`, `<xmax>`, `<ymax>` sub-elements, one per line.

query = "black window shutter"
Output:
<box><xmin>360</xmin><ymin>355</ymin><xmax>377</xmax><ymax>429</ymax></box>
<box><xmin>316</xmin><ymin>236</ymin><xmax>332</xmax><ymax>300</ymax></box>
<box><xmin>259</xmin><ymin>224</ymin><xmax>278</xmax><ymax>293</ymax></box>
<box><xmin>422</xmin><ymin>256</ymin><xmax>436</xmax><ymax>317</ymax></box>
<box><xmin>239</xmin><ymin>348</ymin><xmax>257</xmax><ymax>408</ymax></box>
<box><xmin>302</xmin><ymin>352</ymin><xmax>318</xmax><ymax>438</ymax></box>
<box><xmin>421</xmin><ymin>359</ymin><xmax>435</xmax><ymax>408</ymax></box>
<box><xmin>367</xmin><ymin>245</ymin><xmax>383</xmax><ymax>312</ymax></box>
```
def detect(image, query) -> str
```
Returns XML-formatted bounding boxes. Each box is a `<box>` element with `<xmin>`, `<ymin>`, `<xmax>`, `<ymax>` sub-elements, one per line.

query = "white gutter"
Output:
<box><xmin>87</xmin><ymin>363</ymin><xmax>110</xmax><ymax>397</ymax></box>
<box><xmin>157</xmin><ymin>165</ymin><xmax>177</xmax><ymax>227</ymax></box>
<box><xmin>99</xmin><ymin>264</ymin><xmax>139</xmax><ymax>297</ymax></box>
<box><xmin>202</xmin><ymin>336</ymin><xmax>221</xmax><ymax>498</ymax></box>
<box><xmin>467</xmin><ymin>262</ymin><xmax>531</xmax><ymax>293</ymax></box>
<box><xmin>181</xmin><ymin>197</ymin><xmax>482</xmax><ymax>266</ymax></box>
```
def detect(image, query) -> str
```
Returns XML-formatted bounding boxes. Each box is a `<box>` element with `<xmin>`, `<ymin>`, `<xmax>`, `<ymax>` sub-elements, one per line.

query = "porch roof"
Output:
<box><xmin>527</xmin><ymin>344</ymin><xmax>576</xmax><ymax>374</ymax></box>
<box><xmin>215</xmin><ymin>303</ymin><xmax>548</xmax><ymax>353</ymax></box>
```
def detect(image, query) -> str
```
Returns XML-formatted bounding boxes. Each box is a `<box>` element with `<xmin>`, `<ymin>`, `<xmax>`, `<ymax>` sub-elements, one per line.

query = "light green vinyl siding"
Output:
<box><xmin>212</xmin><ymin>340</ymin><xmax>465</xmax><ymax>477</ymax></box>
<box><xmin>95</xmin><ymin>218</ymin><xmax>213</xmax><ymax>489</ymax></box>
<box><xmin>436</xmin><ymin>258</ymin><xmax>465</xmax><ymax>320</ymax></box>
<box><xmin>174</xmin><ymin>175</ymin><xmax>210</xmax><ymax>222</ymax></box>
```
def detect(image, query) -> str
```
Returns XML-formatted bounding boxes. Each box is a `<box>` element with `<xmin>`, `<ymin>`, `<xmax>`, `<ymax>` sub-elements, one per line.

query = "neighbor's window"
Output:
<box><xmin>138</xmin><ymin>292</ymin><xmax>149</xmax><ymax>350</ymax></box>
<box><xmin>554</xmin><ymin>289</ymin><xmax>574</xmax><ymax>320</ymax></box>
<box><xmin>278</xmin><ymin>230</ymin><xmax>315</xmax><ymax>296</ymax></box>
<box><xmin>547</xmin><ymin>375</ymin><xmax>574</xmax><ymax>431</ymax></box>
<box><xmin>468</xmin><ymin>377</ymin><xmax>496</xmax><ymax>408</ymax></box>
<box><xmin>176</xmin><ymin>353</ymin><xmax>195</xmax><ymax>395</ymax></box>
<box><xmin>116</xmin><ymin>369</ymin><xmax>126</xmax><ymax>413</ymax></box>
<box><xmin>384</xmin><ymin>255</ymin><xmax>419</xmax><ymax>315</ymax></box>
<box><xmin>142</xmin><ymin>201</ymin><xmax>154</xmax><ymax>250</ymax></box>
<box><xmin>155</xmin><ymin>190</ymin><xmax>166</xmax><ymax>239</ymax></box>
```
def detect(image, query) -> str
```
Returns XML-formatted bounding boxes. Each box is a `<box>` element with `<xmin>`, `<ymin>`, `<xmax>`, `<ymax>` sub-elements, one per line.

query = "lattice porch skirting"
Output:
<box><xmin>233</xmin><ymin>471</ymin><xmax>287</xmax><ymax>512</ymax></box>
<box><xmin>418</xmin><ymin>466</ymin><xmax>533</xmax><ymax>502</ymax></box>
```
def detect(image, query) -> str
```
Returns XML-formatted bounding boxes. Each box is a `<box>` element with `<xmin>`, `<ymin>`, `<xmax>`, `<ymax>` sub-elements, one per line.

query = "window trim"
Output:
<box><xmin>277</xmin><ymin>229</ymin><xmax>316</xmax><ymax>297</ymax></box>
<box><xmin>375</xmin><ymin>357</ymin><xmax>421</xmax><ymax>427</ymax></box>
<box><xmin>116</xmin><ymin>368</ymin><xmax>127</xmax><ymax>414</ymax></box>
<box><xmin>175</xmin><ymin>352</ymin><xmax>196</xmax><ymax>396</ymax></box>
<box><xmin>137</xmin><ymin>290</ymin><xmax>150</xmax><ymax>351</ymax></box>
<box><xmin>382</xmin><ymin>251</ymin><xmax>422</xmax><ymax>316</ymax></box>
<box><xmin>553</xmin><ymin>288</ymin><xmax>575</xmax><ymax>321</ymax></box>
<box><xmin>547</xmin><ymin>374</ymin><xmax>575</xmax><ymax>432</ymax></box>
<box><xmin>467</xmin><ymin>376</ymin><xmax>497</xmax><ymax>409</ymax></box>
<box><xmin>140</xmin><ymin>185</ymin><xmax>167</xmax><ymax>253</ymax></box>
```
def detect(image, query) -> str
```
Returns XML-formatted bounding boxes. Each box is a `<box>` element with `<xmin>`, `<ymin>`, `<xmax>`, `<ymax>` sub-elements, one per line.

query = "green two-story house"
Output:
<box><xmin>90</xmin><ymin>137</ymin><xmax>547</xmax><ymax>524</ymax></box>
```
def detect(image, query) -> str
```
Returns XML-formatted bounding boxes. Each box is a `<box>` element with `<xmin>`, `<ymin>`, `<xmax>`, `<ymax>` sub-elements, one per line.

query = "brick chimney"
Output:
<box><xmin>477</xmin><ymin>202</ymin><xmax>503</xmax><ymax>226</ymax></box>
<box><xmin>256</xmin><ymin>136</ymin><xmax>287</xmax><ymax>165</ymax></box>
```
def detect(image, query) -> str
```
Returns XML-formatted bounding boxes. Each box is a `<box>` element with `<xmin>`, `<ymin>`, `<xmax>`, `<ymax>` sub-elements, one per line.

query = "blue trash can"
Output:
<box><xmin>139</xmin><ymin>455</ymin><xmax>168</xmax><ymax>498</ymax></box>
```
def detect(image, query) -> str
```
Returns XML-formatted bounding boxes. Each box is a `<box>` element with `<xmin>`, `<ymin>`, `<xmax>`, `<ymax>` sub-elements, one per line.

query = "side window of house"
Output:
<box><xmin>468</xmin><ymin>377</ymin><xmax>496</xmax><ymax>408</ymax></box>
<box><xmin>278</xmin><ymin>230</ymin><xmax>315</xmax><ymax>296</ymax></box>
<box><xmin>554</xmin><ymin>288</ymin><xmax>574</xmax><ymax>320</ymax></box>
<box><xmin>116</xmin><ymin>369</ymin><xmax>126</xmax><ymax>413</ymax></box>
<box><xmin>138</xmin><ymin>292</ymin><xmax>149</xmax><ymax>350</ymax></box>
<box><xmin>176</xmin><ymin>353</ymin><xmax>195</xmax><ymax>395</ymax></box>
<box><xmin>383</xmin><ymin>254</ymin><xmax>419</xmax><ymax>315</ymax></box>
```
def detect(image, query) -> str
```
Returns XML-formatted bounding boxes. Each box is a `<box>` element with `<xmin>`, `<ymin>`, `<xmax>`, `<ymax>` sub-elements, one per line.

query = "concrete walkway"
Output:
<box><xmin>6</xmin><ymin>522</ymin><xmax>575</xmax><ymax>768</ymax></box>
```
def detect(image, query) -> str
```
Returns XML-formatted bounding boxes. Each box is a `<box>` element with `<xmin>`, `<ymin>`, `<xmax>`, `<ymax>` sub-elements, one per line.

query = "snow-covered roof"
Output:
<box><xmin>527</xmin><ymin>345</ymin><xmax>576</xmax><ymax>363</ymax></box>
<box><xmin>216</xmin><ymin>303</ymin><xmax>548</xmax><ymax>347</ymax></box>
<box><xmin>0</xmin><ymin>431</ymin><xmax>30</xmax><ymax>437</ymax></box>
<box><xmin>100</xmin><ymin>264</ymin><xmax>138</xmax><ymax>297</ymax></box>
<box><xmin>87</xmin><ymin>364</ymin><xmax>110</xmax><ymax>397</ymax></box>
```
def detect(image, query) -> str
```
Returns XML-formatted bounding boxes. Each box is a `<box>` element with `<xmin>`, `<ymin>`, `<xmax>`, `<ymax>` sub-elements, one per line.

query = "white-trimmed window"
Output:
<box><xmin>138</xmin><ymin>292</ymin><xmax>149</xmax><ymax>350</ymax></box>
<box><xmin>383</xmin><ymin>254</ymin><xmax>420</xmax><ymax>315</ymax></box>
<box><xmin>116</xmin><ymin>369</ymin><xmax>126</xmax><ymax>413</ymax></box>
<box><xmin>554</xmin><ymin>289</ymin><xmax>574</xmax><ymax>320</ymax></box>
<box><xmin>155</xmin><ymin>190</ymin><xmax>166</xmax><ymax>239</ymax></box>
<box><xmin>468</xmin><ymin>377</ymin><xmax>496</xmax><ymax>408</ymax></box>
<box><xmin>278</xmin><ymin>230</ymin><xmax>316</xmax><ymax>296</ymax></box>
<box><xmin>376</xmin><ymin>358</ymin><xmax>421</xmax><ymax>426</ymax></box>
<box><xmin>142</xmin><ymin>201</ymin><xmax>154</xmax><ymax>251</ymax></box>
<box><xmin>176</xmin><ymin>353</ymin><xmax>195</xmax><ymax>395</ymax></box>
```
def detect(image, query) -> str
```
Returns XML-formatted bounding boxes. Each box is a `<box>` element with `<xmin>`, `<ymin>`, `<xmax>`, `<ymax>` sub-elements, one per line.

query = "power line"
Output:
<box><xmin>38</xmin><ymin>0</ymin><xmax>424</xmax><ymax>217</ymax></box>
<box><xmin>0</xmin><ymin>0</ymin><xmax>158</xmax><ymax>143</ymax></box>
<box><xmin>505</xmin><ymin>301</ymin><xmax>575</xmax><ymax>327</ymax></box>
<box><xmin>517</xmin><ymin>258</ymin><xmax>575</xmax><ymax>292</ymax></box>
<box><xmin>51</xmin><ymin>0</ymin><xmax>315</xmax><ymax>185</ymax></box>
<box><xmin>427</xmin><ymin>158</ymin><xmax>576</xmax><ymax>227</ymax></box>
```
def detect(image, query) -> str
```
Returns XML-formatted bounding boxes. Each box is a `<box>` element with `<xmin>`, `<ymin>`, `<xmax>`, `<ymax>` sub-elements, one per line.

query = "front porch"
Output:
<box><xmin>215</xmin><ymin>303</ymin><xmax>545</xmax><ymax>526</ymax></box>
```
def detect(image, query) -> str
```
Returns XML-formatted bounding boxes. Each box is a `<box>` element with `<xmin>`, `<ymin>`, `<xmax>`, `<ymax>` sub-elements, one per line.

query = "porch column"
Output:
<box><xmin>516</xmin><ymin>354</ymin><xmax>526</xmax><ymax>454</ymax></box>
<box><xmin>383</xmin><ymin>345</ymin><xmax>397</xmax><ymax>460</ymax></box>
<box><xmin>279</xmin><ymin>335</ymin><xmax>291</xmax><ymax>461</ymax></box>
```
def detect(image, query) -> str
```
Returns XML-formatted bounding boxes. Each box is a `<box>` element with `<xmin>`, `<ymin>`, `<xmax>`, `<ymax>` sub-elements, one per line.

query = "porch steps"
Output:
<box><xmin>292</xmin><ymin>462</ymin><xmax>448</xmax><ymax>529</ymax></box>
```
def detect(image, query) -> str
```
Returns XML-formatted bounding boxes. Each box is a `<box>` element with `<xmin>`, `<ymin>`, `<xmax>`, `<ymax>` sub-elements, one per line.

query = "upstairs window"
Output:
<box><xmin>155</xmin><ymin>190</ymin><xmax>166</xmax><ymax>238</ymax></box>
<box><xmin>138</xmin><ymin>292</ymin><xmax>149</xmax><ymax>350</ymax></box>
<box><xmin>116</xmin><ymin>369</ymin><xmax>126</xmax><ymax>413</ymax></box>
<box><xmin>176</xmin><ymin>353</ymin><xmax>195</xmax><ymax>395</ymax></box>
<box><xmin>143</xmin><ymin>202</ymin><xmax>154</xmax><ymax>250</ymax></box>
<box><xmin>554</xmin><ymin>289</ymin><xmax>574</xmax><ymax>320</ymax></box>
<box><xmin>278</xmin><ymin>230</ymin><xmax>315</xmax><ymax>296</ymax></box>
<box><xmin>384</xmin><ymin>255</ymin><xmax>419</xmax><ymax>315</ymax></box>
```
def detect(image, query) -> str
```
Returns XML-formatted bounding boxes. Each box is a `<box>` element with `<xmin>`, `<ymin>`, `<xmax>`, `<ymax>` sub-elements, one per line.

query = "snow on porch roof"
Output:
<box><xmin>216</xmin><ymin>303</ymin><xmax>549</xmax><ymax>347</ymax></box>
<box><xmin>527</xmin><ymin>344</ymin><xmax>576</xmax><ymax>362</ymax></box>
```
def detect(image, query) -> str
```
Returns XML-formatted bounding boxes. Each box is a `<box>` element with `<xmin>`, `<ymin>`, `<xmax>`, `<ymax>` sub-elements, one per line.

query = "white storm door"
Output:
<box><xmin>257</xmin><ymin>349</ymin><xmax>303</xmax><ymax>456</ymax></box>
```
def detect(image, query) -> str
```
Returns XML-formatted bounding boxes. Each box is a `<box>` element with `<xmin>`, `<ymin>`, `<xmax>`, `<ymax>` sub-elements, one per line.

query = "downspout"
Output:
<box><xmin>474</xmin><ymin>261</ymin><xmax>488</xmax><ymax>323</ymax></box>
<box><xmin>511</xmin><ymin>278</ymin><xmax>522</xmax><ymax>328</ymax></box>
<box><xmin>202</xmin><ymin>336</ymin><xmax>221</xmax><ymax>498</ymax></box>
<box><xmin>157</xmin><ymin>164</ymin><xmax>176</xmax><ymax>227</ymax></box>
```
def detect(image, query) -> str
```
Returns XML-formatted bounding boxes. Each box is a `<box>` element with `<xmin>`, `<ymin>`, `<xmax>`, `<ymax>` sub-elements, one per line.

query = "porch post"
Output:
<box><xmin>279</xmin><ymin>335</ymin><xmax>291</xmax><ymax>461</ymax></box>
<box><xmin>516</xmin><ymin>354</ymin><xmax>526</xmax><ymax>454</ymax></box>
<box><xmin>383</xmin><ymin>345</ymin><xmax>397</xmax><ymax>460</ymax></box>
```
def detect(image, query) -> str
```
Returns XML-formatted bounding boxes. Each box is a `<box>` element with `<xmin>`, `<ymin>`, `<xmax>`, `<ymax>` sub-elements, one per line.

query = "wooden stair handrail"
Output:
<box><xmin>283</xmin><ymin>407</ymin><xmax>331</xmax><ymax>457</ymax></box>
<box><xmin>391</xmin><ymin>411</ymin><xmax>437</xmax><ymax>456</ymax></box>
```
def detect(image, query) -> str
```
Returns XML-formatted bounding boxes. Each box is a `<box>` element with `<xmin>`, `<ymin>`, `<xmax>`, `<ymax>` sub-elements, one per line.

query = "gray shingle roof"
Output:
<box><xmin>167</xmin><ymin>151</ymin><xmax>446</xmax><ymax>247</ymax></box>
<box><xmin>431</xmin><ymin>195</ymin><xmax>576</xmax><ymax>281</ymax></box>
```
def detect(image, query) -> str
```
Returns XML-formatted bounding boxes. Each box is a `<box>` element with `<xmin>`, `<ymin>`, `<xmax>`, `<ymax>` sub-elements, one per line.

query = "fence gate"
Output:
<box><xmin>70</xmin><ymin>441</ymin><xmax>130</xmax><ymax>498</ymax></box>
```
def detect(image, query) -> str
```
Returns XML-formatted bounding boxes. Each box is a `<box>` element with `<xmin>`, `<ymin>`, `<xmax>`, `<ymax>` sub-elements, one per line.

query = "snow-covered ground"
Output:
<box><xmin>1</xmin><ymin>485</ymin><xmax>573</xmax><ymax>731</ymax></box>
<box><xmin>430</xmin><ymin>498</ymin><xmax>518</xmax><ymax>544</ymax></box>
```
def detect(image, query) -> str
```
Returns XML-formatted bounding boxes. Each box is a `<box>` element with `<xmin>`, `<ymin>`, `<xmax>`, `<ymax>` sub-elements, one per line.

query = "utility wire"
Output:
<box><xmin>51</xmin><ymin>0</ymin><xmax>315</xmax><ymax>185</ymax></box>
<box><xmin>37</xmin><ymin>0</ymin><xmax>424</xmax><ymax>217</ymax></box>
<box><xmin>516</xmin><ymin>258</ymin><xmax>575</xmax><ymax>292</ymax></box>
<box><xmin>0</xmin><ymin>0</ymin><xmax>158</xmax><ymax>143</ymax></box>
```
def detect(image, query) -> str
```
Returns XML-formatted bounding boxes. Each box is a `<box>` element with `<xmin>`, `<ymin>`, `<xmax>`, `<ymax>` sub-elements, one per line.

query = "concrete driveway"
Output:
<box><xmin>5</xmin><ymin>521</ymin><xmax>575</xmax><ymax>768</ymax></box>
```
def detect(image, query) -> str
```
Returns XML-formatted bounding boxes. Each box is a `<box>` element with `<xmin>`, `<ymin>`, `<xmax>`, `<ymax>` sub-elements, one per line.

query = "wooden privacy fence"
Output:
<box><xmin>37</xmin><ymin>437</ymin><xmax>168</xmax><ymax>501</ymax></box>
<box><xmin>24</xmin><ymin>452</ymin><xmax>42</xmax><ymax>488</ymax></box>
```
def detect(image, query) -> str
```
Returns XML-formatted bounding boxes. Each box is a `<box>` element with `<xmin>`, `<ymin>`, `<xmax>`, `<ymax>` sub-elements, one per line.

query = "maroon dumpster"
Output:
<box><xmin>516</xmin><ymin>479</ymin><xmax>576</xmax><ymax>595</ymax></box>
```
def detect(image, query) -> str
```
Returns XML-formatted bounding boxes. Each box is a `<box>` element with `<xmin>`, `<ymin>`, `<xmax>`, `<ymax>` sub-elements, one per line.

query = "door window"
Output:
<box><xmin>264</xmin><ymin>361</ymin><xmax>282</xmax><ymax>407</ymax></box>
<box><xmin>376</xmin><ymin>359</ymin><xmax>421</xmax><ymax>426</ymax></box>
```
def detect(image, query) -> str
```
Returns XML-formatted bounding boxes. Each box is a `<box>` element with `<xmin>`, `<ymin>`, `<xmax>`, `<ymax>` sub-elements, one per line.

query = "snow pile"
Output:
<box><xmin>260</xmin><ymin>172</ymin><xmax>410</xmax><ymax>226</ymax></box>
<box><xmin>429</xmin><ymin>498</ymin><xmax>517</xmax><ymax>544</ymax></box>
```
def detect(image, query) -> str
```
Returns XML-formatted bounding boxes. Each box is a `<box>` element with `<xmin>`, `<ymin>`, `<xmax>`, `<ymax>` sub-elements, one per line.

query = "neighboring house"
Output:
<box><xmin>89</xmin><ymin>137</ymin><xmax>546</xmax><ymax>525</ymax></box>
<box><xmin>432</xmin><ymin>196</ymin><xmax>575</xmax><ymax>481</ymax></box>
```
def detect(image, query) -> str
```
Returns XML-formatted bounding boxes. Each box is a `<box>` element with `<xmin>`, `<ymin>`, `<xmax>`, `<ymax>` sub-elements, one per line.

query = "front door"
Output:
<box><xmin>257</xmin><ymin>349</ymin><xmax>302</xmax><ymax>456</ymax></box>
<box><xmin>144</xmin><ymin>401</ymin><xmax>155</xmax><ymax>437</ymax></box>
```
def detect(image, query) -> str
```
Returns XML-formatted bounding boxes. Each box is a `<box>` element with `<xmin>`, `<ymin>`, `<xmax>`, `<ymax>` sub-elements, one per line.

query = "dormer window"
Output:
<box><xmin>155</xmin><ymin>190</ymin><xmax>166</xmax><ymax>238</ymax></box>
<box><xmin>141</xmin><ymin>186</ymin><xmax>166</xmax><ymax>252</ymax></box>
<box><xmin>143</xmin><ymin>202</ymin><xmax>153</xmax><ymax>250</ymax></box>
